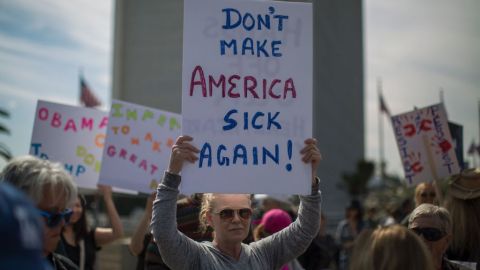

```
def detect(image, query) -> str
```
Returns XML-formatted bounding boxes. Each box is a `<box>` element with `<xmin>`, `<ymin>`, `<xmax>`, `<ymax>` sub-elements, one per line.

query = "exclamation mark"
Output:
<box><xmin>285</xmin><ymin>140</ymin><xmax>292</xmax><ymax>172</ymax></box>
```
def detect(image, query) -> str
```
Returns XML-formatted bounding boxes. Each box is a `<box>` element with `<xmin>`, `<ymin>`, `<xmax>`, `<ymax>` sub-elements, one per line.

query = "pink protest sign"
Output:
<box><xmin>181</xmin><ymin>0</ymin><xmax>313</xmax><ymax>194</ymax></box>
<box><xmin>30</xmin><ymin>100</ymin><xmax>108</xmax><ymax>189</ymax></box>
<box><xmin>391</xmin><ymin>103</ymin><xmax>460</xmax><ymax>186</ymax></box>
<box><xmin>98</xmin><ymin>100</ymin><xmax>181</xmax><ymax>193</ymax></box>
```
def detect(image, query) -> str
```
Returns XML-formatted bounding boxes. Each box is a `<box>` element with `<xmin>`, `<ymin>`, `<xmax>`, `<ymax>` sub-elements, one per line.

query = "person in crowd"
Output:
<box><xmin>129</xmin><ymin>193</ymin><xmax>155</xmax><ymax>270</ymax></box>
<box><xmin>363</xmin><ymin>205</ymin><xmax>379</xmax><ymax>229</ymax></box>
<box><xmin>0</xmin><ymin>155</ymin><xmax>78</xmax><ymax>270</ymax></box>
<box><xmin>0</xmin><ymin>182</ymin><xmax>53</xmax><ymax>270</ymax></box>
<box><xmin>298</xmin><ymin>213</ymin><xmax>339</xmax><ymax>270</ymax></box>
<box><xmin>445</xmin><ymin>168</ymin><xmax>480</xmax><ymax>269</ymax></box>
<box><xmin>130</xmin><ymin>192</ymin><xmax>212</xmax><ymax>270</ymax></box>
<box><xmin>414</xmin><ymin>182</ymin><xmax>438</xmax><ymax>206</ymax></box>
<box><xmin>57</xmin><ymin>185</ymin><xmax>124</xmax><ymax>270</ymax></box>
<box><xmin>336</xmin><ymin>199</ymin><xmax>365</xmax><ymax>270</ymax></box>
<box><xmin>151</xmin><ymin>135</ymin><xmax>322</xmax><ymax>269</ymax></box>
<box><xmin>350</xmin><ymin>225</ymin><xmax>434</xmax><ymax>270</ymax></box>
<box><xmin>408</xmin><ymin>203</ymin><xmax>469</xmax><ymax>270</ymax></box>
<box><xmin>400</xmin><ymin>181</ymin><xmax>438</xmax><ymax>226</ymax></box>
<box><xmin>253</xmin><ymin>208</ymin><xmax>305</xmax><ymax>270</ymax></box>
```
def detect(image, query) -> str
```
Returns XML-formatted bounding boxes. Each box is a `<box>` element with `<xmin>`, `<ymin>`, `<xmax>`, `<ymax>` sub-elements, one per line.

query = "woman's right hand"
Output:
<box><xmin>167</xmin><ymin>135</ymin><xmax>199</xmax><ymax>175</ymax></box>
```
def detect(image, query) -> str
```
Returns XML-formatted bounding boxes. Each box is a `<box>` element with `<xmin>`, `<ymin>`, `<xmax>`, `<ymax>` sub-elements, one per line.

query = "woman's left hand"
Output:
<box><xmin>300</xmin><ymin>138</ymin><xmax>322</xmax><ymax>180</ymax></box>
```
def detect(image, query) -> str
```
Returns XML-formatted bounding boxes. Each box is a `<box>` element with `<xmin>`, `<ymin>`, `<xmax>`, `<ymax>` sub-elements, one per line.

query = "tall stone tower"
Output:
<box><xmin>112</xmin><ymin>0</ymin><xmax>364</xmax><ymax>222</ymax></box>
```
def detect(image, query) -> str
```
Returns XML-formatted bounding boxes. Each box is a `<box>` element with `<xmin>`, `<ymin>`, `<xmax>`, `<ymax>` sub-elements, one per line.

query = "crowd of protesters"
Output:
<box><xmin>1</xmin><ymin>136</ymin><xmax>479</xmax><ymax>270</ymax></box>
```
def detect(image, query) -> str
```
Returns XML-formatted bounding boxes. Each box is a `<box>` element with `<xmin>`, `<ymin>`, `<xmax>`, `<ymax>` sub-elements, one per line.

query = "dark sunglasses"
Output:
<box><xmin>213</xmin><ymin>208</ymin><xmax>252</xmax><ymax>221</ymax></box>
<box><xmin>37</xmin><ymin>208</ymin><xmax>73</xmax><ymax>228</ymax></box>
<box><xmin>420</xmin><ymin>192</ymin><xmax>436</xmax><ymax>198</ymax></box>
<box><xmin>411</xmin><ymin>227</ymin><xmax>446</xmax><ymax>242</ymax></box>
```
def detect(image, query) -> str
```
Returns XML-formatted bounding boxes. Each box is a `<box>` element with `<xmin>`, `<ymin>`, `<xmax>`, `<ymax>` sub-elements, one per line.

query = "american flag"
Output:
<box><xmin>379</xmin><ymin>93</ymin><xmax>391</xmax><ymax>116</ymax></box>
<box><xmin>80</xmin><ymin>76</ymin><xmax>101</xmax><ymax>108</ymax></box>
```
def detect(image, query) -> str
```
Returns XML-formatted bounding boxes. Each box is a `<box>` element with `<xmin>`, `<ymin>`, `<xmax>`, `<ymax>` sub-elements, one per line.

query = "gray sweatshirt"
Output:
<box><xmin>151</xmin><ymin>172</ymin><xmax>322</xmax><ymax>270</ymax></box>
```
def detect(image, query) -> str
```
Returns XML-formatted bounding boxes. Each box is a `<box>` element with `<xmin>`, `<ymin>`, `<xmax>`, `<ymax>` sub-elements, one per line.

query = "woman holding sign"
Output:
<box><xmin>151</xmin><ymin>135</ymin><xmax>322</xmax><ymax>270</ymax></box>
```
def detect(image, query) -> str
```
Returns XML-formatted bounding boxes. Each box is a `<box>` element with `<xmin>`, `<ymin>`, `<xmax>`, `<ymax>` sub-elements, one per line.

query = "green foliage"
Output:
<box><xmin>338</xmin><ymin>159</ymin><xmax>375</xmax><ymax>198</ymax></box>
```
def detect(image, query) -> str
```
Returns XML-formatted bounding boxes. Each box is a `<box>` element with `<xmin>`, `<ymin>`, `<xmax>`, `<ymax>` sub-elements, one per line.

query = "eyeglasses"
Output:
<box><xmin>420</xmin><ymin>192</ymin><xmax>436</xmax><ymax>198</ymax></box>
<box><xmin>213</xmin><ymin>208</ymin><xmax>252</xmax><ymax>221</ymax></box>
<box><xmin>37</xmin><ymin>208</ymin><xmax>73</xmax><ymax>228</ymax></box>
<box><xmin>411</xmin><ymin>227</ymin><xmax>446</xmax><ymax>242</ymax></box>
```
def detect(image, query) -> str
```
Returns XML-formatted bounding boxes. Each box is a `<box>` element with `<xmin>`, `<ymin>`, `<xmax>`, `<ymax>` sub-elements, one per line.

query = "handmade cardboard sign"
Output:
<box><xmin>30</xmin><ymin>100</ymin><xmax>109</xmax><ymax>190</ymax></box>
<box><xmin>181</xmin><ymin>0</ymin><xmax>313</xmax><ymax>194</ymax></box>
<box><xmin>99</xmin><ymin>100</ymin><xmax>181</xmax><ymax>193</ymax></box>
<box><xmin>391</xmin><ymin>103</ymin><xmax>460</xmax><ymax>186</ymax></box>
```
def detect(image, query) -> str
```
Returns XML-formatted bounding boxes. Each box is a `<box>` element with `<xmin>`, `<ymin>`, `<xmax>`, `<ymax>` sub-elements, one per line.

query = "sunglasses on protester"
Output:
<box><xmin>37</xmin><ymin>208</ymin><xmax>73</xmax><ymax>228</ymax></box>
<box><xmin>213</xmin><ymin>208</ymin><xmax>253</xmax><ymax>221</ymax></box>
<box><xmin>420</xmin><ymin>192</ymin><xmax>436</xmax><ymax>198</ymax></box>
<box><xmin>411</xmin><ymin>227</ymin><xmax>446</xmax><ymax>242</ymax></box>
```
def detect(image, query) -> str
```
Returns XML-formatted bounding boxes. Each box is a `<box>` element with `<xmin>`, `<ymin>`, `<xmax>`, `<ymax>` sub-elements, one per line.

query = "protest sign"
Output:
<box><xmin>99</xmin><ymin>100</ymin><xmax>181</xmax><ymax>193</ymax></box>
<box><xmin>30</xmin><ymin>100</ymin><xmax>109</xmax><ymax>190</ymax></box>
<box><xmin>391</xmin><ymin>103</ymin><xmax>460</xmax><ymax>186</ymax></box>
<box><xmin>181</xmin><ymin>0</ymin><xmax>313</xmax><ymax>194</ymax></box>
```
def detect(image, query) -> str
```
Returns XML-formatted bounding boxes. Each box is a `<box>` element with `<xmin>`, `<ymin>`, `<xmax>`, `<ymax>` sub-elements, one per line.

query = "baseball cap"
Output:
<box><xmin>0</xmin><ymin>182</ymin><xmax>52</xmax><ymax>270</ymax></box>
<box><xmin>260</xmin><ymin>208</ymin><xmax>292</xmax><ymax>234</ymax></box>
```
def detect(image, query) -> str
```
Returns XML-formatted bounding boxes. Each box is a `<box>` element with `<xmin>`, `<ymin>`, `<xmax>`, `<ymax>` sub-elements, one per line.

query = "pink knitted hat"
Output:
<box><xmin>260</xmin><ymin>209</ymin><xmax>292</xmax><ymax>234</ymax></box>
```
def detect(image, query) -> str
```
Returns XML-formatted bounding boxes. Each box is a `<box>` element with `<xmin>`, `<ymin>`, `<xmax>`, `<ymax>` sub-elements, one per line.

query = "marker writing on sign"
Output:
<box><xmin>189</xmin><ymin>65</ymin><xmax>296</xmax><ymax>99</ymax></box>
<box><xmin>220</xmin><ymin>6</ymin><xmax>288</xmax><ymax>57</ymax></box>
<box><xmin>110</xmin><ymin>103</ymin><xmax>181</xmax><ymax>131</ymax></box>
<box><xmin>37</xmin><ymin>107</ymin><xmax>108</xmax><ymax>132</ymax></box>
<box><xmin>198</xmin><ymin>140</ymin><xmax>293</xmax><ymax>171</ymax></box>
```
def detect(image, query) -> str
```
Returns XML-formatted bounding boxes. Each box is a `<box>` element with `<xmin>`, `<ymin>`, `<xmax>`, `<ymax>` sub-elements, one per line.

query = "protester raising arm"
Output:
<box><xmin>151</xmin><ymin>135</ymin><xmax>322</xmax><ymax>270</ymax></box>
<box><xmin>129</xmin><ymin>193</ymin><xmax>155</xmax><ymax>256</ymax></box>
<box><xmin>94</xmin><ymin>184</ymin><xmax>124</xmax><ymax>246</ymax></box>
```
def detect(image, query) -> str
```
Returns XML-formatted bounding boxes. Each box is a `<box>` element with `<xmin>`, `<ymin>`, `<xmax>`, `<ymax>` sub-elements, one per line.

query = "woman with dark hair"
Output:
<box><xmin>336</xmin><ymin>200</ymin><xmax>365</xmax><ymax>270</ymax></box>
<box><xmin>59</xmin><ymin>185</ymin><xmax>124</xmax><ymax>270</ymax></box>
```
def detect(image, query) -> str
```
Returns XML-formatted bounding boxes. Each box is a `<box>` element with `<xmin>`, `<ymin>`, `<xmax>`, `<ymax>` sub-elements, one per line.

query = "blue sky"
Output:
<box><xmin>0</xmin><ymin>0</ymin><xmax>479</xmax><ymax>176</ymax></box>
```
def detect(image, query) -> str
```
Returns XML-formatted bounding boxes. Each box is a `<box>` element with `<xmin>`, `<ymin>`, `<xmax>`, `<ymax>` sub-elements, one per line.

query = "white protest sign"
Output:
<box><xmin>30</xmin><ymin>100</ymin><xmax>108</xmax><ymax>190</ymax></box>
<box><xmin>99</xmin><ymin>100</ymin><xmax>181</xmax><ymax>193</ymax></box>
<box><xmin>391</xmin><ymin>103</ymin><xmax>460</xmax><ymax>186</ymax></box>
<box><xmin>181</xmin><ymin>0</ymin><xmax>313</xmax><ymax>194</ymax></box>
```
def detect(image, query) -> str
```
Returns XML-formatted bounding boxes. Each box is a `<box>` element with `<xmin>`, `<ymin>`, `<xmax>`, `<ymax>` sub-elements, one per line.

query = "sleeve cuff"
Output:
<box><xmin>161</xmin><ymin>171</ymin><xmax>182</xmax><ymax>189</ymax></box>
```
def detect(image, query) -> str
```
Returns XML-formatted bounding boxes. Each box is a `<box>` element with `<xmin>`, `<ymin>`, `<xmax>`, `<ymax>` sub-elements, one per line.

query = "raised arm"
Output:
<box><xmin>129</xmin><ymin>192</ymin><xmax>155</xmax><ymax>256</ymax></box>
<box><xmin>252</xmin><ymin>138</ymin><xmax>322</xmax><ymax>268</ymax></box>
<box><xmin>94</xmin><ymin>184</ymin><xmax>124</xmax><ymax>246</ymax></box>
<box><xmin>151</xmin><ymin>136</ymin><xmax>204</xmax><ymax>270</ymax></box>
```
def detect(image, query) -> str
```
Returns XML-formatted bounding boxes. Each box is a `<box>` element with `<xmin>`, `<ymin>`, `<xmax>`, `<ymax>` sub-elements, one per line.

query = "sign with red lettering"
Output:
<box><xmin>391</xmin><ymin>103</ymin><xmax>460</xmax><ymax>186</ymax></box>
<box><xmin>181</xmin><ymin>0</ymin><xmax>313</xmax><ymax>194</ymax></box>
<box><xmin>30</xmin><ymin>100</ymin><xmax>109</xmax><ymax>190</ymax></box>
<box><xmin>98</xmin><ymin>100</ymin><xmax>181</xmax><ymax>193</ymax></box>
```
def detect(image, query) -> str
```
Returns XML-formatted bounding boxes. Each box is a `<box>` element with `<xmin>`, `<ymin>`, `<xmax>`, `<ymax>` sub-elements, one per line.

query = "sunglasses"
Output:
<box><xmin>37</xmin><ymin>208</ymin><xmax>73</xmax><ymax>228</ymax></box>
<box><xmin>411</xmin><ymin>227</ymin><xmax>446</xmax><ymax>242</ymax></box>
<box><xmin>420</xmin><ymin>192</ymin><xmax>436</xmax><ymax>198</ymax></box>
<box><xmin>213</xmin><ymin>208</ymin><xmax>252</xmax><ymax>221</ymax></box>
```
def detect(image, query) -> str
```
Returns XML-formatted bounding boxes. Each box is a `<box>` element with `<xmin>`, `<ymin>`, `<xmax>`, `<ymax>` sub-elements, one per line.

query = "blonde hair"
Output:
<box><xmin>414</xmin><ymin>182</ymin><xmax>435</xmax><ymax>206</ymax></box>
<box><xmin>199</xmin><ymin>193</ymin><xmax>251</xmax><ymax>233</ymax></box>
<box><xmin>445</xmin><ymin>196</ymin><xmax>480</xmax><ymax>263</ymax></box>
<box><xmin>350</xmin><ymin>225</ymin><xmax>434</xmax><ymax>270</ymax></box>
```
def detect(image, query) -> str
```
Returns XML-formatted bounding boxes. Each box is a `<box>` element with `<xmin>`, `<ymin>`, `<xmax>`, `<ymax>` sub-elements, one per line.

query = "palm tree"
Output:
<box><xmin>338</xmin><ymin>159</ymin><xmax>375</xmax><ymax>199</ymax></box>
<box><xmin>0</xmin><ymin>108</ymin><xmax>12</xmax><ymax>161</ymax></box>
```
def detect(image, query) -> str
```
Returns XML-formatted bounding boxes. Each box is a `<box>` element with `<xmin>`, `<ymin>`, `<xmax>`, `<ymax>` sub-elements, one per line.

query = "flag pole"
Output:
<box><xmin>378</xmin><ymin>78</ymin><xmax>386</xmax><ymax>179</ymax></box>
<box><xmin>478</xmin><ymin>99</ymin><xmax>480</xmax><ymax>167</ymax></box>
<box><xmin>79</xmin><ymin>67</ymin><xmax>84</xmax><ymax>106</ymax></box>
